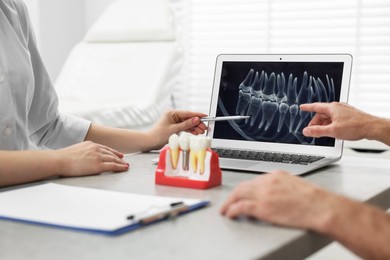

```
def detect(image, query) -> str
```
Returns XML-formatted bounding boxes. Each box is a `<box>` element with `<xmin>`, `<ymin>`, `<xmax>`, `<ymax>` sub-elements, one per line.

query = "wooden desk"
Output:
<box><xmin>1</xmin><ymin>153</ymin><xmax>389</xmax><ymax>260</ymax></box>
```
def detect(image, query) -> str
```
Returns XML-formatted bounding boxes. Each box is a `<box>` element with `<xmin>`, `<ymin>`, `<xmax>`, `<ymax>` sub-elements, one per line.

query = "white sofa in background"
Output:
<box><xmin>56</xmin><ymin>0</ymin><xmax>181</xmax><ymax>130</ymax></box>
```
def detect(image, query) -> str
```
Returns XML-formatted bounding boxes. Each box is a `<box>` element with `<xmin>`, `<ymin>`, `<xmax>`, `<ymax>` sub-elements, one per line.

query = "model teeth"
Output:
<box><xmin>168</xmin><ymin>134</ymin><xmax>212</xmax><ymax>174</ymax></box>
<box><xmin>179</xmin><ymin>133</ymin><xmax>191</xmax><ymax>171</ymax></box>
<box><xmin>197</xmin><ymin>137</ymin><xmax>209</xmax><ymax>175</ymax></box>
<box><xmin>190</xmin><ymin>136</ymin><xmax>211</xmax><ymax>174</ymax></box>
<box><xmin>189</xmin><ymin>136</ymin><xmax>200</xmax><ymax>172</ymax></box>
<box><xmin>168</xmin><ymin>134</ymin><xmax>179</xmax><ymax>169</ymax></box>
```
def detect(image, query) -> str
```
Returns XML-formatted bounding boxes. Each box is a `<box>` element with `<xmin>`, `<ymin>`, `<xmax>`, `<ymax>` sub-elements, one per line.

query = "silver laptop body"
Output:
<box><xmin>206</xmin><ymin>54</ymin><xmax>353</xmax><ymax>175</ymax></box>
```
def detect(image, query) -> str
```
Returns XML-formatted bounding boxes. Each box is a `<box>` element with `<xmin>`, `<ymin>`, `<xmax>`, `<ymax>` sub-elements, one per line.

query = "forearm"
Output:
<box><xmin>84</xmin><ymin>124</ymin><xmax>159</xmax><ymax>153</ymax></box>
<box><xmin>367</xmin><ymin>117</ymin><xmax>390</xmax><ymax>146</ymax></box>
<box><xmin>0</xmin><ymin>150</ymin><xmax>62</xmax><ymax>187</ymax></box>
<box><xmin>316</xmin><ymin>194</ymin><xmax>390</xmax><ymax>260</ymax></box>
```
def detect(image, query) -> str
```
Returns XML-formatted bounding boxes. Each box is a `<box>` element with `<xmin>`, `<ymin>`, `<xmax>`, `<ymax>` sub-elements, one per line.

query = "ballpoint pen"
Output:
<box><xmin>126</xmin><ymin>201</ymin><xmax>188</xmax><ymax>224</ymax></box>
<box><xmin>200</xmin><ymin>115</ymin><xmax>250</xmax><ymax>122</ymax></box>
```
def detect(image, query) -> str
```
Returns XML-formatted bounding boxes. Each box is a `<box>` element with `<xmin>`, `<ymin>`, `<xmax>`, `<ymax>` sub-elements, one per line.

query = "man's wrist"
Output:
<box><xmin>367</xmin><ymin>117</ymin><xmax>390</xmax><ymax>145</ymax></box>
<box><xmin>314</xmin><ymin>193</ymin><xmax>362</xmax><ymax>239</ymax></box>
<box><xmin>306</xmin><ymin>189</ymin><xmax>341</xmax><ymax>234</ymax></box>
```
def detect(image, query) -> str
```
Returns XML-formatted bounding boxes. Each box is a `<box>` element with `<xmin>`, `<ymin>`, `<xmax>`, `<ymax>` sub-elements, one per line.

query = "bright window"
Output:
<box><xmin>174</xmin><ymin>0</ymin><xmax>390</xmax><ymax>119</ymax></box>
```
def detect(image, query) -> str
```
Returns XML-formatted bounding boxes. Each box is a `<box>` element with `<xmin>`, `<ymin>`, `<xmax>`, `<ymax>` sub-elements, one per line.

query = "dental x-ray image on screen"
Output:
<box><xmin>214</xmin><ymin>61</ymin><xmax>344</xmax><ymax>146</ymax></box>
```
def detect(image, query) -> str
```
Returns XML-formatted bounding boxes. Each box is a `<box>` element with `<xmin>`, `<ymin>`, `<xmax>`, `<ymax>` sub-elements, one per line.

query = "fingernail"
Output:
<box><xmin>192</xmin><ymin>117</ymin><xmax>199</xmax><ymax>124</ymax></box>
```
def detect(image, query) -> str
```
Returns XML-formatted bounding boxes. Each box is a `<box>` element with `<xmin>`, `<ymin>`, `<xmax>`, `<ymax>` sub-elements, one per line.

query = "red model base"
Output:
<box><xmin>155</xmin><ymin>146</ymin><xmax>222</xmax><ymax>189</ymax></box>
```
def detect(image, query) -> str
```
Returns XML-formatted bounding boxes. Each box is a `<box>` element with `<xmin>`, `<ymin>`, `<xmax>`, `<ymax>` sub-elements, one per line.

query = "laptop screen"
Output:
<box><xmin>212</xmin><ymin>61</ymin><xmax>344</xmax><ymax>147</ymax></box>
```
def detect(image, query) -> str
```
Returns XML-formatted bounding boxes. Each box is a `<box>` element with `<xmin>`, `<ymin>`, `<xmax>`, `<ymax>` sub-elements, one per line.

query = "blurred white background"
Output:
<box><xmin>25</xmin><ymin>0</ymin><xmax>116</xmax><ymax>81</ymax></box>
<box><xmin>24</xmin><ymin>0</ymin><xmax>390</xmax><ymax>121</ymax></box>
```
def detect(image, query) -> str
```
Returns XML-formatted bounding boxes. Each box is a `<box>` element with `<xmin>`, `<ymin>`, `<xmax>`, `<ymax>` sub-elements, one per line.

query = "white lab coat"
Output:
<box><xmin>0</xmin><ymin>0</ymin><xmax>90</xmax><ymax>150</ymax></box>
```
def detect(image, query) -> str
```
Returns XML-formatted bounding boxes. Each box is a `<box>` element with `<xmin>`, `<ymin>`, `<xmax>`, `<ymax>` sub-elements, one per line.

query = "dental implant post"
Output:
<box><xmin>179</xmin><ymin>133</ymin><xmax>190</xmax><ymax>171</ymax></box>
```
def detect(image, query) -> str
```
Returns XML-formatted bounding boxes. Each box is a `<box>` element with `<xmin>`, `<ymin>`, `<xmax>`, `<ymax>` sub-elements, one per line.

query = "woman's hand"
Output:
<box><xmin>147</xmin><ymin>110</ymin><xmax>208</xmax><ymax>150</ymax></box>
<box><xmin>56</xmin><ymin>141</ymin><xmax>129</xmax><ymax>177</ymax></box>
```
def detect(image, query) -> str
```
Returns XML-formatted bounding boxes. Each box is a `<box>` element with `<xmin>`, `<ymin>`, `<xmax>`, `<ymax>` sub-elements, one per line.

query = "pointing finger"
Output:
<box><xmin>300</xmin><ymin>103</ymin><xmax>331</xmax><ymax>114</ymax></box>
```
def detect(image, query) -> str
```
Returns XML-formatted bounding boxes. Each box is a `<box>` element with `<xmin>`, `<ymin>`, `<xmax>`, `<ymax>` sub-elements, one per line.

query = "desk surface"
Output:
<box><xmin>1</xmin><ymin>153</ymin><xmax>390</xmax><ymax>260</ymax></box>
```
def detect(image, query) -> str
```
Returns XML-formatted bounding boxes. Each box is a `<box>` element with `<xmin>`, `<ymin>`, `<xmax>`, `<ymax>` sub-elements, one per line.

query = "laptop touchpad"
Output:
<box><xmin>221</xmin><ymin>159</ymin><xmax>260</xmax><ymax>169</ymax></box>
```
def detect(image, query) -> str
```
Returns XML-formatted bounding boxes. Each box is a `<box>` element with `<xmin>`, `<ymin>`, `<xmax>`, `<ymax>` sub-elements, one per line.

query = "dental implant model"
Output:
<box><xmin>155</xmin><ymin>133</ymin><xmax>222</xmax><ymax>189</ymax></box>
<box><xmin>179</xmin><ymin>133</ymin><xmax>190</xmax><ymax>171</ymax></box>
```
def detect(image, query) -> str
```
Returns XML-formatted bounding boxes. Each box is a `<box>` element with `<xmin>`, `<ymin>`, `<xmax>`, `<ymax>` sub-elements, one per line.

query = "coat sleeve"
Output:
<box><xmin>17</xmin><ymin>1</ymin><xmax>91</xmax><ymax>149</ymax></box>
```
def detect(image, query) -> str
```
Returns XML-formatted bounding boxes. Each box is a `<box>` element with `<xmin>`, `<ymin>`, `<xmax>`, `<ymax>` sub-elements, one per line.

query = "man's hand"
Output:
<box><xmin>300</xmin><ymin>102</ymin><xmax>377</xmax><ymax>140</ymax></box>
<box><xmin>220</xmin><ymin>170</ymin><xmax>333</xmax><ymax>230</ymax></box>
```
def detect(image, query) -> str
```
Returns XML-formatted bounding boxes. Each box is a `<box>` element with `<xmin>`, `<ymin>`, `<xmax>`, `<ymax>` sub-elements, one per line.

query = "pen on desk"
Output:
<box><xmin>170</xmin><ymin>201</ymin><xmax>184</xmax><ymax>207</ymax></box>
<box><xmin>126</xmin><ymin>201</ymin><xmax>187</xmax><ymax>222</ymax></box>
<box><xmin>200</xmin><ymin>115</ymin><xmax>250</xmax><ymax>122</ymax></box>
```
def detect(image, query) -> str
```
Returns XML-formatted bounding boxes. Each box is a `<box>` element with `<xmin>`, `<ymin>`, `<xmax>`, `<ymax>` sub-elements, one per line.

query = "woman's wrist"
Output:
<box><xmin>50</xmin><ymin>150</ymin><xmax>67</xmax><ymax>177</ymax></box>
<box><xmin>140</xmin><ymin>130</ymin><xmax>162</xmax><ymax>152</ymax></box>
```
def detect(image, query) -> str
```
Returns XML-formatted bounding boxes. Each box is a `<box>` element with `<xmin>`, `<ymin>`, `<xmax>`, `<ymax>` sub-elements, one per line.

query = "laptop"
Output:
<box><xmin>206</xmin><ymin>54</ymin><xmax>352</xmax><ymax>175</ymax></box>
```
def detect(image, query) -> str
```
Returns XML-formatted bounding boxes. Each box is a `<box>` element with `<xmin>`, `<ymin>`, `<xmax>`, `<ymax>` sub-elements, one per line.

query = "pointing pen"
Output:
<box><xmin>200</xmin><ymin>115</ymin><xmax>250</xmax><ymax>122</ymax></box>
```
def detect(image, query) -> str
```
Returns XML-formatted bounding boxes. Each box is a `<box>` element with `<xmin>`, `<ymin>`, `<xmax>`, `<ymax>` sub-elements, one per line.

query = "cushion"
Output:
<box><xmin>56</xmin><ymin>41</ymin><xmax>180</xmax><ymax>129</ymax></box>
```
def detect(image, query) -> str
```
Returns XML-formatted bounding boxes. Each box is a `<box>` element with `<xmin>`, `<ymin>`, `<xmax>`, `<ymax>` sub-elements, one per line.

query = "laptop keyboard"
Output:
<box><xmin>213</xmin><ymin>148</ymin><xmax>324</xmax><ymax>165</ymax></box>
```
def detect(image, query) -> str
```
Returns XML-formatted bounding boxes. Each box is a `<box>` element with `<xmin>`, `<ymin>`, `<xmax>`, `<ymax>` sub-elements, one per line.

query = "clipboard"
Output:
<box><xmin>0</xmin><ymin>183</ymin><xmax>209</xmax><ymax>236</ymax></box>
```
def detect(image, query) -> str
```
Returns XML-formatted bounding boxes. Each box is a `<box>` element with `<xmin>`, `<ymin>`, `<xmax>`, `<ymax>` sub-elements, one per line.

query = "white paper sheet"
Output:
<box><xmin>0</xmin><ymin>183</ymin><xmax>206</xmax><ymax>233</ymax></box>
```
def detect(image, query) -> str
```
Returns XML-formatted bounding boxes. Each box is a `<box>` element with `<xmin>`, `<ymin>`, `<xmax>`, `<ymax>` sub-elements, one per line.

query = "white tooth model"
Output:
<box><xmin>155</xmin><ymin>133</ymin><xmax>222</xmax><ymax>189</ymax></box>
<box><xmin>188</xmin><ymin>135</ymin><xmax>213</xmax><ymax>178</ymax></box>
<box><xmin>189</xmin><ymin>136</ymin><xmax>200</xmax><ymax>173</ymax></box>
<box><xmin>168</xmin><ymin>134</ymin><xmax>179</xmax><ymax>169</ymax></box>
